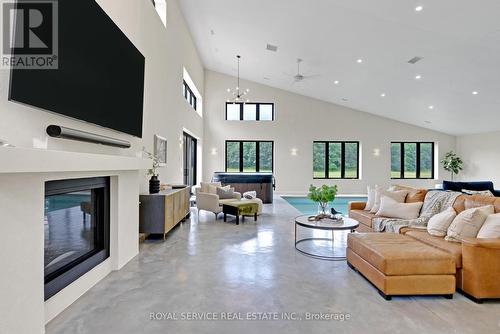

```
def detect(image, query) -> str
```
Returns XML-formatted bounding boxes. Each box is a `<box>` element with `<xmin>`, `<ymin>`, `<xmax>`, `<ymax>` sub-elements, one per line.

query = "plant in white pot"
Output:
<box><xmin>441</xmin><ymin>151</ymin><xmax>463</xmax><ymax>181</ymax></box>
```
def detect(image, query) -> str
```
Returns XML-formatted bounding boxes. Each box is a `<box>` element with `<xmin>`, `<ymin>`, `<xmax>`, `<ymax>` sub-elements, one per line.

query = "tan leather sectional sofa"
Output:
<box><xmin>348</xmin><ymin>192</ymin><xmax>500</xmax><ymax>302</ymax></box>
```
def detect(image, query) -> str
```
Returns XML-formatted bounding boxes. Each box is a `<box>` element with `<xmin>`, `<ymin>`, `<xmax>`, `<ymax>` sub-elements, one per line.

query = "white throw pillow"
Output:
<box><xmin>427</xmin><ymin>207</ymin><xmax>457</xmax><ymax>237</ymax></box>
<box><xmin>477</xmin><ymin>213</ymin><xmax>500</xmax><ymax>239</ymax></box>
<box><xmin>370</xmin><ymin>188</ymin><xmax>408</xmax><ymax>213</ymax></box>
<box><xmin>375</xmin><ymin>196</ymin><xmax>423</xmax><ymax>220</ymax></box>
<box><xmin>364</xmin><ymin>185</ymin><xmax>376</xmax><ymax>211</ymax></box>
<box><xmin>445</xmin><ymin>205</ymin><xmax>494</xmax><ymax>242</ymax></box>
<box><xmin>201</xmin><ymin>182</ymin><xmax>221</xmax><ymax>193</ymax></box>
<box><xmin>243</xmin><ymin>191</ymin><xmax>257</xmax><ymax>199</ymax></box>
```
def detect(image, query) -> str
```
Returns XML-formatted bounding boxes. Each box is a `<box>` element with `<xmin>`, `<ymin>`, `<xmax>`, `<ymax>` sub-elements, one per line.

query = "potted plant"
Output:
<box><xmin>441</xmin><ymin>151</ymin><xmax>463</xmax><ymax>181</ymax></box>
<box><xmin>144</xmin><ymin>149</ymin><xmax>161</xmax><ymax>194</ymax></box>
<box><xmin>308</xmin><ymin>184</ymin><xmax>338</xmax><ymax>218</ymax></box>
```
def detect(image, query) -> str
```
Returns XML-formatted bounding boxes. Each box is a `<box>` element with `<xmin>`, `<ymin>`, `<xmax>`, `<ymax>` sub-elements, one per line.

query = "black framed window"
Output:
<box><xmin>225</xmin><ymin>102</ymin><xmax>274</xmax><ymax>121</ymax></box>
<box><xmin>183</xmin><ymin>80</ymin><xmax>197</xmax><ymax>110</ymax></box>
<box><xmin>391</xmin><ymin>142</ymin><xmax>434</xmax><ymax>179</ymax></box>
<box><xmin>225</xmin><ymin>141</ymin><xmax>274</xmax><ymax>172</ymax></box>
<box><xmin>313</xmin><ymin>141</ymin><xmax>359</xmax><ymax>179</ymax></box>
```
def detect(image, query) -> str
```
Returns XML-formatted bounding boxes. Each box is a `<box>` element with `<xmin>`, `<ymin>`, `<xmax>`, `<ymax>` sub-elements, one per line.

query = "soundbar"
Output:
<box><xmin>46</xmin><ymin>125</ymin><xmax>131</xmax><ymax>148</ymax></box>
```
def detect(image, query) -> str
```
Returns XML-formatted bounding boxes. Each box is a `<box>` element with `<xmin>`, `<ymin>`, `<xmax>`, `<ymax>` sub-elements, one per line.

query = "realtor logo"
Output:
<box><xmin>1</xmin><ymin>0</ymin><xmax>58</xmax><ymax>69</ymax></box>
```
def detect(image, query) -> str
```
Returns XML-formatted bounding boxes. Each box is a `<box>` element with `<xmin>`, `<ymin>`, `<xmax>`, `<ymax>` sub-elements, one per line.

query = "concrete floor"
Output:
<box><xmin>46</xmin><ymin>196</ymin><xmax>500</xmax><ymax>334</ymax></box>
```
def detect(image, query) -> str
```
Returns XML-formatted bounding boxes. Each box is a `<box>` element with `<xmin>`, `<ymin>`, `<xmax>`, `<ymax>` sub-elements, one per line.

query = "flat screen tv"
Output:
<box><xmin>9</xmin><ymin>0</ymin><xmax>145</xmax><ymax>137</ymax></box>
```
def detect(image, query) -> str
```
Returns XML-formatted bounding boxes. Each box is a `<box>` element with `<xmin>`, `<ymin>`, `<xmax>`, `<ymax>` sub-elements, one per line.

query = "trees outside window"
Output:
<box><xmin>391</xmin><ymin>142</ymin><xmax>434</xmax><ymax>179</ymax></box>
<box><xmin>313</xmin><ymin>141</ymin><xmax>359</xmax><ymax>179</ymax></box>
<box><xmin>225</xmin><ymin>141</ymin><xmax>274</xmax><ymax>172</ymax></box>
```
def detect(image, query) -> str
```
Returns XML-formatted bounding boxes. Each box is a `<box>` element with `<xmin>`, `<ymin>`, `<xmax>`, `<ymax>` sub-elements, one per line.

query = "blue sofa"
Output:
<box><xmin>442</xmin><ymin>180</ymin><xmax>500</xmax><ymax>197</ymax></box>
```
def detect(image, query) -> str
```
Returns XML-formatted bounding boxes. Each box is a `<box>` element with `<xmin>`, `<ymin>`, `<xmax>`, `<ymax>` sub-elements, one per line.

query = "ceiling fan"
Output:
<box><xmin>286</xmin><ymin>58</ymin><xmax>319</xmax><ymax>85</ymax></box>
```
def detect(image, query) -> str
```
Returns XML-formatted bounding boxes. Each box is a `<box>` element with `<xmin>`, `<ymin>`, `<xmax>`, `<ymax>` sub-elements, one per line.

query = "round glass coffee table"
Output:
<box><xmin>294</xmin><ymin>215</ymin><xmax>359</xmax><ymax>261</ymax></box>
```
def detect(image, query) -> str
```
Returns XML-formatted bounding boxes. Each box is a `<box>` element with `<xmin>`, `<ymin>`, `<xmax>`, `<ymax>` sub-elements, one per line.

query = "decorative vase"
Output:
<box><xmin>149</xmin><ymin>175</ymin><xmax>160</xmax><ymax>194</ymax></box>
<box><xmin>317</xmin><ymin>202</ymin><xmax>330</xmax><ymax>216</ymax></box>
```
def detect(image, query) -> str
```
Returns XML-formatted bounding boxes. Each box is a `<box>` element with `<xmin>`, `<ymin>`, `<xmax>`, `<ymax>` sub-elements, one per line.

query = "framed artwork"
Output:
<box><xmin>154</xmin><ymin>134</ymin><xmax>167</xmax><ymax>166</ymax></box>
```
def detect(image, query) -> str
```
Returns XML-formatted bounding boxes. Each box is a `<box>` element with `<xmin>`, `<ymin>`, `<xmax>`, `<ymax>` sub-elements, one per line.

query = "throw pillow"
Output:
<box><xmin>375</xmin><ymin>196</ymin><xmax>423</xmax><ymax>219</ymax></box>
<box><xmin>390</xmin><ymin>184</ymin><xmax>428</xmax><ymax>203</ymax></box>
<box><xmin>477</xmin><ymin>213</ymin><xmax>500</xmax><ymax>239</ymax></box>
<box><xmin>243</xmin><ymin>191</ymin><xmax>257</xmax><ymax>199</ymax></box>
<box><xmin>364</xmin><ymin>185</ymin><xmax>376</xmax><ymax>211</ymax></box>
<box><xmin>427</xmin><ymin>207</ymin><xmax>457</xmax><ymax>237</ymax></box>
<box><xmin>462</xmin><ymin>189</ymin><xmax>495</xmax><ymax>197</ymax></box>
<box><xmin>445</xmin><ymin>205</ymin><xmax>494</xmax><ymax>242</ymax></box>
<box><xmin>370</xmin><ymin>188</ymin><xmax>408</xmax><ymax>213</ymax></box>
<box><xmin>216</xmin><ymin>186</ymin><xmax>235</xmax><ymax>199</ymax></box>
<box><xmin>201</xmin><ymin>182</ymin><xmax>221</xmax><ymax>194</ymax></box>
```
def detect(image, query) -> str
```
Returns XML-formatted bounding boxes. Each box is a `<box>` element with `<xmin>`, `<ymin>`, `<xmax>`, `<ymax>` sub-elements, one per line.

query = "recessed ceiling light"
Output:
<box><xmin>428</xmin><ymin>105</ymin><xmax>434</xmax><ymax>109</ymax></box>
<box><xmin>333</xmin><ymin>80</ymin><xmax>339</xmax><ymax>85</ymax></box>
<box><xmin>356</xmin><ymin>59</ymin><xmax>363</xmax><ymax>63</ymax></box>
<box><xmin>415</xmin><ymin>74</ymin><xmax>422</xmax><ymax>80</ymax></box>
<box><xmin>415</xmin><ymin>6</ymin><xmax>423</xmax><ymax>12</ymax></box>
<box><xmin>424</xmin><ymin>120</ymin><xmax>432</xmax><ymax>124</ymax></box>
<box><xmin>342</xmin><ymin>98</ymin><xmax>349</xmax><ymax>101</ymax></box>
<box><xmin>380</xmin><ymin>93</ymin><xmax>386</xmax><ymax>97</ymax></box>
<box><xmin>472</xmin><ymin>91</ymin><xmax>479</xmax><ymax>95</ymax></box>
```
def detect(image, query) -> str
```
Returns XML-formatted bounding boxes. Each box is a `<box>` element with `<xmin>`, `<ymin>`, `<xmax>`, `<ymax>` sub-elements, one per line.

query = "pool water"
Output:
<box><xmin>282</xmin><ymin>196</ymin><xmax>367</xmax><ymax>216</ymax></box>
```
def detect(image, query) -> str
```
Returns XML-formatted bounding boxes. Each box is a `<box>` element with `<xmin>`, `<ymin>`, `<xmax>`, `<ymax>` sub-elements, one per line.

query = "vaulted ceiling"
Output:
<box><xmin>180</xmin><ymin>0</ymin><xmax>500</xmax><ymax>135</ymax></box>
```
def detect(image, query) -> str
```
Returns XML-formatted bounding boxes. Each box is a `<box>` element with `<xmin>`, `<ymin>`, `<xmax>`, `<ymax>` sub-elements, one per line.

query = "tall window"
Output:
<box><xmin>183</xmin><ymin>67</ymin><xmax>202</xmax><ymax>116</ymax></box>
<box><xmin>313</xmin><ymin>141</ymin><xmax>359</xmax><ymax>179</ymax></box>
<box><xmin>225</xmin><ymin>141</ymin><xmax>274</xmax><ymax>172</ymax></box>
<box><xmin>391</xmin><ymin>142</ymin><xmax>434</xmax><ymax>179</ymax></box>
<box><xmin>183</xmin><ymin>80</ymin><xmax>197</xmax><ymax>110</ymax></box>
<box><xmin>226</xmin><ymin>102</ymin><xmax>274</xmax><ymax>121</ymax></box>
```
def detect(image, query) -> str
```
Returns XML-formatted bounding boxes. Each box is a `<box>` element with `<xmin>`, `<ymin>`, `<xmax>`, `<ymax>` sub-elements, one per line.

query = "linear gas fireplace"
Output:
<box><xmin>44</xmin><ymin>177</ymin><xmax>110</xmax><ymax>300</ymax></box>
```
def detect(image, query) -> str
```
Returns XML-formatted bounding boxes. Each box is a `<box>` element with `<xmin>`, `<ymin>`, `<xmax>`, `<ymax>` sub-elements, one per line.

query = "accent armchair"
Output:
<box><xmin>195</xmin><ymin>182</ymin><xmax>241</xmax><ymax>218</ymax></box>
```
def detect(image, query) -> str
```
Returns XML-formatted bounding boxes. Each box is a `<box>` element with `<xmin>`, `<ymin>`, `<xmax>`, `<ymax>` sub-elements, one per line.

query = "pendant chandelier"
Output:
<box><xmin>226</xmin><ymin>55</ymin><xmax>250</xmax><ymax>103</ymax></box>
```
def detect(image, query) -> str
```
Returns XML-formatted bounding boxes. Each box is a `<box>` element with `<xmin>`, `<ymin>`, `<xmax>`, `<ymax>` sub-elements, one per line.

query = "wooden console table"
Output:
<box><xmin>139</xmin><ymin>186</ymin><xmax>190</xmax><ymax>239</ymax></box>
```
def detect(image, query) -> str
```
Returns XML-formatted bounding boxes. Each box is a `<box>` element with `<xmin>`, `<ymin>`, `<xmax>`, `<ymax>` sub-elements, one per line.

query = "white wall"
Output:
<box><xmin>0</xmin><ymin>0</ymin><xmax>205</xmax><ymax>333</ymax></box>
<box><xmin>456</xmin><ymin>131</ymin><xmax>500</xmax><ymax>186</ymax></box>
<box><xmin>203</xmin><ymin>70</ymin><xmax>456</xmax><ymax>195</ymax></box>
<box><xmin>0</xmin><ymin>0</ymin><xmax>204</xmax><ymax>191</ymax></box>
<box><xmin>0</xmin><ymin>168</ymin><xmax>142</xmax><ymax>334</ymax></box>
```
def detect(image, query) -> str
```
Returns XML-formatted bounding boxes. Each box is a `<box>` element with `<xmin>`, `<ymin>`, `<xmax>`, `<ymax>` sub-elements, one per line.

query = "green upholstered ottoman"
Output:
<box><xmin>222</xmin><ymin>201</ymin><xmax>259</xmax><ymax>225</ymax></box>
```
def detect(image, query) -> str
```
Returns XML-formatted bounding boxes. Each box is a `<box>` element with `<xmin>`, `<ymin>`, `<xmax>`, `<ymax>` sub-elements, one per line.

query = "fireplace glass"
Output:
<box><xmin>44</xmin><ymin>177</ymin><xmax>109</xmax><ymax>300</ymax></box>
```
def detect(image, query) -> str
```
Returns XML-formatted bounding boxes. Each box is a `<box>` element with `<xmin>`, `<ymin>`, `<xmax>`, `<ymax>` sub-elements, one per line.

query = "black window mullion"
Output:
<box><xmin>356</xmin><ymin>142</ymin><xmax>360</xmax><ymax>179</ymax></box>
<box><xmin>325</xmin><ymin>142</ymin><xmax>329</xmax><ymax>179</ymax></box>
<box><xmin>431</xmin><ymin>143</ymin><xmax>435</xmax><ymax>179</ymax></box>
<box><xmin>239</xmin><ymin>103</ymin><xmax>244</xmax><ymax>120</ymax></box>
<box><xmin>340</xmin><ymin>142</ymin><xmax>346</xmax><ymax>179</ymax></box>
<box><xmin>256</xmin><ymin>141</ymin><xmax>260</xmax><ymax>172</ymax></box>
<box><xmin>239</xmin><ymin>142</ymin><xmax>244</xmax><ymax>172</ymax></box>
<box><xmin>225</xmin><ymin>141</ymin><xmax>228</xmax><ymax>171</ymax></box>
<box><xmin>271</xmin><ymin>141</ymin><xmax>274</xmax><ymax>172</ymax></box>
<box><xmin>400</xmin><ymin>142</ymin><xmax>404</xmax><ymax>179</ymax></box>
<box><xmin>256</xmin><ymin>104</ymin><xmax>260</xmax><ymax>121</ymax></box>
<box><xmin>416</xmin><ymin>142</ymin><xmax>421</xmax><ymax>178</ymax></box>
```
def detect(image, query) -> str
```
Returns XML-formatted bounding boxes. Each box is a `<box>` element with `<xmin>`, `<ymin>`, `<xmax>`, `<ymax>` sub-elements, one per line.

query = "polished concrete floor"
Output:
<box><xmin>47</xmin><ymin>197</ymin><xmax>500</xmax><ymax>334</ymax></box>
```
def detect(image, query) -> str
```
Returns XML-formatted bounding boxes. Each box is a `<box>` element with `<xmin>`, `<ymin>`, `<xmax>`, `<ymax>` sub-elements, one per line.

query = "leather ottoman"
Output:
<box><xmin>347</xmin><ymin>233</ymin><xmax>456</xmax><ymax>300</ymax></box>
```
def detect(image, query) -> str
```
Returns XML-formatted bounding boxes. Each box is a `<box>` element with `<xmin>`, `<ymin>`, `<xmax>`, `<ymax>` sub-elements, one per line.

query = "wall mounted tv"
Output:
<box><xmin>9</xmin><ymin>0</ymin><xmax>146</xmax><ymax>137</ymax></box>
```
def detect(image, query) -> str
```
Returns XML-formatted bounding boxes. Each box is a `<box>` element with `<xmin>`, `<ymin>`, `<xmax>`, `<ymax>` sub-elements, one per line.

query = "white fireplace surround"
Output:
<box><xmin>0</xmin><ymin>147</ymin><xmax>149</xmax><ymax>334</ymax></box>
